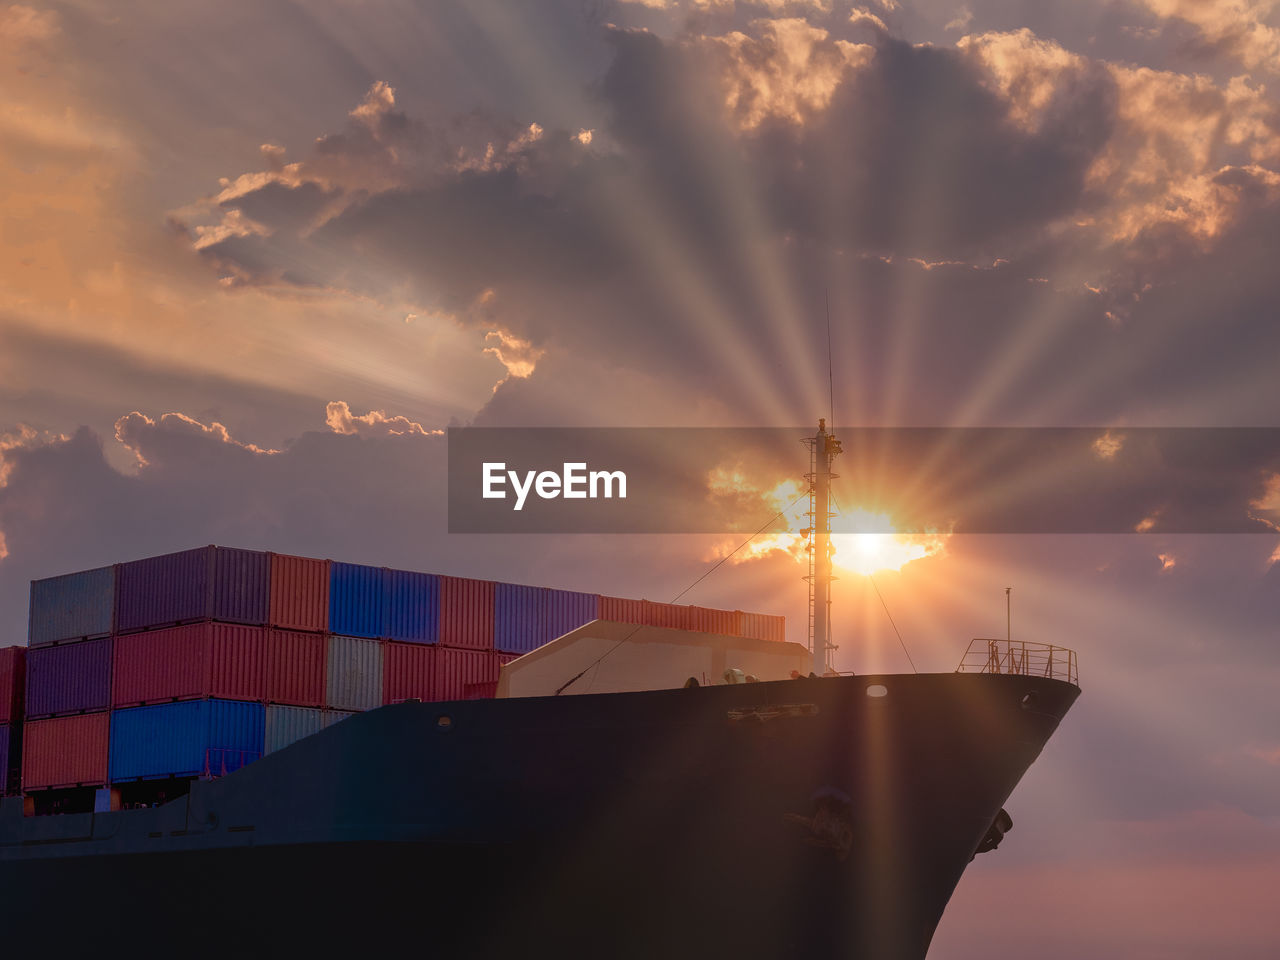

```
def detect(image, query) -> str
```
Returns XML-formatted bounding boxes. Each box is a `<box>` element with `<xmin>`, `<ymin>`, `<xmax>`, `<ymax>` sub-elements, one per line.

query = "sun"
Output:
<box><xmin>831</xmin><ymin>508</ymin><xmax>946</xmax><ymax>576</ymax></box>
<box><xmin>718</xmin><ymin>482</ymin><xmax>947</xmax><ymax>576</ymax></box>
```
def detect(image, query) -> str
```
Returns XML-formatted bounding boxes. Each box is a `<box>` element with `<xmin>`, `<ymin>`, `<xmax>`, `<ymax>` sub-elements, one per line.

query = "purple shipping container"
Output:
<box><xmin>210</xmin><ymin>547</ymin><xmax>269</xmax><ymax>624</ymax></box>
<box><xmin>24</xmin><ymin>637</ymin><xmax>111</xmax><ymax>718</ymax></box>
<box><xmin>386</xmin><ymin>569</ymin><xmax>440</xmax><ymax>643</ymax></box>
<box><xmin>116</xmin><ymin>546</ymin><xmax>268</xmax><ymax>633</ymax></box>
<box><xmin>543</xmin><ymin>589</ymin><xmax>599</xmax><ymax>643</ymax></box>
<box><xmin>493</xmin><ymin>583</ymin><xmax>542</xmax><ymax>655</ymax></box>
<box><xmin>115</xmin><ymin>547</ymin><xmax>209</xmax><ymax>633</ymax></box>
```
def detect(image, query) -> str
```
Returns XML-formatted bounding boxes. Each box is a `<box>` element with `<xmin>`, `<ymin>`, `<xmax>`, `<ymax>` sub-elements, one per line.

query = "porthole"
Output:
<box><xmin>866</xmin><ymin>684</ymin><xmax>888</xmax><ymax>698</ymax></box>
<box><xmin>436</xmin><ymin>715</ymin><xmax>454</xmax><ymax>732</ymax></box>
<box><xmin>1020</xmin><ymin>692</ymin><xmax>1039</xmax><ymax>710</ymax></box>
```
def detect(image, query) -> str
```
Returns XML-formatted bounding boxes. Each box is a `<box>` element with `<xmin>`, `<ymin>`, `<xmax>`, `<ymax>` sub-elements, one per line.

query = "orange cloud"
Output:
<box><xmin>113</xmin><ymin>411</ymin><xmax>280</xmax><ymax>467</ymax></box>
<box><xmin>710</xmin><ymin>19</ymin><xmax>872</xmax><ymax>129</ymax></box>
<box><xmin>1092</xmin><ymin>430</ymin><xmax>1125</xmax><ymax>460</ymax></box>
<box><xmin>323</xmin><ymin>401</ymin><xmax>440</xmax><ymax>437</ymax></box>
<box><xmin>960</xmin><ymin>29</ymin><xmax>1280</xmax><ymax>247</ymax></box>
<box><xmin>483</xmin><ymin>329</ymin><xmax>545</xmax><ymax>387</ymax></box>
<box><xmin>1138</xmin><ymin>0</ymin><xmax>1280</xmax><ymax>72</ymax></box>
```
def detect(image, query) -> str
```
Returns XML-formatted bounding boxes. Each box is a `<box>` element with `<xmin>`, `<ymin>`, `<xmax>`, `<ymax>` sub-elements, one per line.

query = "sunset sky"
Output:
<box><xmin>2</xmin><ymin>1</ymin><xmax>1279</xmax><ymax>955</ymax></box>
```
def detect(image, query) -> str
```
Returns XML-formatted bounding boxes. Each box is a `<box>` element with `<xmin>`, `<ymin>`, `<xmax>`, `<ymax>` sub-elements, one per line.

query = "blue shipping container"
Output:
<box><xmin>109</xmin><ymin>699</ymin><xmax>264</xmax><ymax>781</ymax></box>
<box><xmin>28</xmin><ymin>566</ymin><xmax>115</xmax><ymax>646</ymax></box>
<box><xmin>329</xmin><ymin>562</ymin><xmax>386</xmax><ymax>639</ymax></box>
<box><xmin>494</xmin><ymin>583</ymin><xmax>543</xmax><ymax>654</ymax></box>
<box><xmin>386</xmin><ymin>569</ymin><xmax>439</xmax><ymax>643</ymax></box>
<box><xmin>25</xmin><ymin>637</ymin><xmax>111</xmax><ymax>717</ymax></box>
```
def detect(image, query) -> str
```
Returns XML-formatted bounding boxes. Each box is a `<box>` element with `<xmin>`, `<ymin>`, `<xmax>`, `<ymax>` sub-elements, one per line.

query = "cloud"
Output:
<box><xmin>482</xmin><ymin>330</ymin><xmax>545</xmax><ymax>386</ymax></box>
<box><xmin>961</xmin><ymin>29</ymin><xmax>1280</xmax><ymax>248</ymax></box>
<box><xmin>0</xmin><ymin>4</ymin><xmax>58</xmax><ymax>44</ymax></box>
<box><xmin>945</xmin><ymin>6</ymin><xmax>973</xmax><ymax>33</ymax></box>
<box><xmin>1092</xmin><ymin>429</ymin><xmax>1124</xmax><ymax>459</ymax></box>
<box><xmin>712</xmin><ymin>19</ymin><xmax>873</xmax><ymax>129</ymax></box>
<box><xmin>114</xmin><ymin>411</ymin><xmax>281</xmax><ymax>467</ymax></box>
<box><xmin>152</xmin><ymin>24</ymin><xmax>1280</xmax><ymax>432</ymax></box>
<box><xmin>1138</xmin><ymin>0</ymin><xmax>1280</xmax><ymax>72</ymax></box>
<box><xmin>323</xmin><ymin>401</ymin><xmax>440</xmax><ymax>437</ymax></box>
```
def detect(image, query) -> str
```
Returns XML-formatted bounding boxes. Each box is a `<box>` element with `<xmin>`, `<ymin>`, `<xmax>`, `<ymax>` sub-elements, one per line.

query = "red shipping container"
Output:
<box><xmin>23</xmin><ymin>713</ymin><xmax>109</xmax><ymax>789</ymax></box>
<box><xmin>435</xmin><ymin>648</ymin><xmax>500</xmax><ymax>702</ymax></box>
<box><xmin>269</xmin><ymin>554</ymin><xmax>329</xmax><ymax>632</ymax></box>
<box><xmin>0</xmin><ymin>645</ymin><xmax>24</xmax><ymax>725</ymax></box>
<box><xmin>438</xmin><ymin>576</ymin><xmax>494</xmax><ymax>649</ymax></box>
<box><xmin>643</xmin><ymin>600</ymin><xmax>695</xmax><ymax>631</ymax></box>
<box><xmin>264</xmin><ymin>630</ymin><xmax>325</xmax><ymax>707</ymax></box>
<box><xmin>112</xmin><ymin>623</ymin><xmax>265</xmax><ymax>706</ymax></box>
<box><xmin>599</xmin><ymin>595</ymin><xmax>645</xmax><ymax>624</ymax></box>
<box><xmin>688</xmin><ymin>605</ymin><xmax>740</xmax><ymax>636</ymax></box>
<box><xmin>740</xmin><ymin>612</ymin><xmax>785</xmax><ymax>643</ymax></box>
<box><xmin>383</xmin><ymin>641</ymin><xmax>433</xmax><ymax>704</ymax></box>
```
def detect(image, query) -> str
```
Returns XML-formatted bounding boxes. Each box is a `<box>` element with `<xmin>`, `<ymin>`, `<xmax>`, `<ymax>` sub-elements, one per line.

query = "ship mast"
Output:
<box><xmin>804</xmin><ymin>419</ymin><xmax>842</xmax><ymax>675</ymax></box>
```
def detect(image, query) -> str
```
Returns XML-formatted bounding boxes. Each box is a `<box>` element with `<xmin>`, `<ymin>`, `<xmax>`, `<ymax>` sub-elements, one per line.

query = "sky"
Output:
<box><xmin>2</xmin><ymin>0</ymin><xmax>1279</xmax><ymax>955</ymax></box>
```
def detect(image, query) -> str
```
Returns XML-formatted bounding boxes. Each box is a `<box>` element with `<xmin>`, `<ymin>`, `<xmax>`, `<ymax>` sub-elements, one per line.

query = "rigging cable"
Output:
<box><xmin>555</xmin><ymin>489</ymin><xmax>811</xmax><ymax>695</ymax></box>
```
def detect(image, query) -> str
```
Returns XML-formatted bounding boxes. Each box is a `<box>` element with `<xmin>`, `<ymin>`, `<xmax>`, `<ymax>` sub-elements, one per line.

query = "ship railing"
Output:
<box><xmin>203</xmin><ymin>748</ymin><xmax>262</xmax><ymax>780</ymax></box>
<box><xmin>956</xmin><ymin>639</ymin><xmax>1078</xmax><ymax>685</ymax></box>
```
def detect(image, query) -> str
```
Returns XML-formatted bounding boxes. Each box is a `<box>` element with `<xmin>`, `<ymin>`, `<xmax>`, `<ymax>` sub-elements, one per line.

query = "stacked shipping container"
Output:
<box><xmin>0</xmin><ymin>646</ymin><xmax>25</xmax><ymax>796</ymax></box>
<box><xmin>18</xmin><ymin>546</ymin><xmax>786</xmax><ymax>799</ymax></box>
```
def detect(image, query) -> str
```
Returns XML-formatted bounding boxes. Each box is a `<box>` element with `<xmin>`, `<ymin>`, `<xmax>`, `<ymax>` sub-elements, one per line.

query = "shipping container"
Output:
<box><xmin>265</xmin><ymin>630</ymin><xmax>325</xmax><ymax>706</ymax></box>
<box><xmin>386</xmin><ymin>568</ymin><xmax>440</xmax><ymax>643</ymax></box>
<box><xmin>269</xmin><ymin>553</ymin><xmax>329</xmax><ymax>632</ymax></box>
<box><xmin>109</xmin><ymin>699</ymin><xmax>264</xmax><ymax>781</ymax></box>
<box><xmin>22</xmin><ymin>713</ymin><xmax>109</xmax><ymax>789</ymax></box>
<box><xmin>210</xmin><ymin>547</ymin><xmax>270</xmax><ymax>624</ymax></box>
<box><xmin>27</xmin><ymin>565</ymin><xmax>115</xmax><ymax>646</ymax></box>
<box><xmin>543</xmin><ymin>589</ymin><xmax>599</xmax><ymax>643</ymax></box>
<box><xmin>112</xmin><ymin>623</ymin><xmax>265</xmax><ymax>707</ymax></box>
<box><xmin>323</xmin><ymin>709</ymin><xmax>357</xmax><ymax>727</ymax></box>
<box><xmin>688</xmin><ymin>605</ymin><xmax>740</xmax><ymax>636</ymax></box>
<box><xmin>116</xmin><ymin>546</ymin><xmax>269</xmax><ymax>633</ymax></box>
<box><xmin>434</xmin><ymin>647</ymin><xmax>501</xmax><ymax>702</ymax></box>
<box><xmin>326</xmin><ymin>635</ymin><xmax>383</xmax><ymax>711</ymax></box>
<box><xmin>115</xmin><ymin>547</ymin><xmax>209</xmax><ymax>633</ymax></box>
<box><xmin>25</xmin><ymin>637</ymin><xmax>111</xmax><ymax>718</ymax></box>
<box><xmin>439</xmin><ymin>576</ymin><xmax>494</xmax><ymax>649</ymax></box>
<box><xmin>0</xmin><ymin>724</ymin><xmax>11</xmax><ymax>796</ymax></box>
<box><xmin>383</xmin><ymin>641</ymin><xmax>433</xmax><ymax>704</ymax></box>
<box><xmin>739</xmin><ymin>612</ymin><xmax>785</xmax><ymax>643</ymax></box>
<box><xmin>493</xmin><ymin>583</ymin><xmax>542</xmax><ymax>654</ymax></box>
<box><xmin>0</xmin><ymin>645</ymin><xmax>24</xmax><ymax>725</ymax></box>
<box><xmin>329</xmin><ymin>562</ymin><xmax>387</xmax><ymax>639</ymax></box>
<box><xmin>264</xmin><ymin>704</ymin><xmax>326</xmax><ymax>755</ymax></box>
<box><xmin>599</xmin><ymin>595</ymin><xmax>645</xmax><ymax>624</ymax></box>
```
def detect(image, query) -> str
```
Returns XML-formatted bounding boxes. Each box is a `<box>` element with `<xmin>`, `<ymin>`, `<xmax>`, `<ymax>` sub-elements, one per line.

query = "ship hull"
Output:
<box><xmin>0</xmin><ymin>673</ymin><xmax>1079</xmax><ymax>958</ymax></box>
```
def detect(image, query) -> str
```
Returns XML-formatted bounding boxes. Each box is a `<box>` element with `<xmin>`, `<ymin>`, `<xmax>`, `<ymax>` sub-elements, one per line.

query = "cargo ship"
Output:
<box><xmin>0</xmin><ymin>423</ymin><xmax>1080</xmax><ymax>958</ymax></box>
